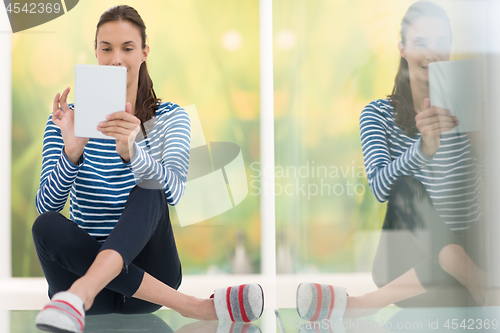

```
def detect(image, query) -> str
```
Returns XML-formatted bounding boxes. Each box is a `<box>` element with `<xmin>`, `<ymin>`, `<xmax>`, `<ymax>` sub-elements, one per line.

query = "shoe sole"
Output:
<box><xmin>36</xmin><ymin>323</ymin><xmax>79</xmax><ymax>333</ymax></box>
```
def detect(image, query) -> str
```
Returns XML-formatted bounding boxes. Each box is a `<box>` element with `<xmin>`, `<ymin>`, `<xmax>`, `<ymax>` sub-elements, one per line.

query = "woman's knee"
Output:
<box><xmin>129</xmin><ymin>184</ymin><xmax>166</xmax><ymax>206</ymax></box>
<box><xmin>387</xmin><ymin>176</ymin><xmax>431</xmax><ymax>230</ymax></box>
<box><xmin>437</xmin><ymin>243</ymin><xmax>467</xmax><ymax>271</ymax></box>
<box><xmin>32</xmin><ymin>211</ymin><xmax>63</xmax><ymax>240</ymax></box>
<box><xmin>390</xmin><ymin>176</ymin><xmax>426</xmax><ymax>200</ymax></box>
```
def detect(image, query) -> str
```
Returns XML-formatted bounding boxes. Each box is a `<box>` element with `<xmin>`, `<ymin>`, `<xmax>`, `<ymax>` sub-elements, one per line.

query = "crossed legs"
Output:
<box><xmin>33</xmin><ymin>185</ymin><xmax>216</xmax><ymax>320</ymax></box>
<box><xmin>346</xmin><ymin>176</ymin><xmax>490</xmax><ymax>315</ymax></box>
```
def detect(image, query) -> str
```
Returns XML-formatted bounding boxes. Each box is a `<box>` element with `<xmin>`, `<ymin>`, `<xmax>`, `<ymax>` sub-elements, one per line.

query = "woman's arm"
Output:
<box><xmin>125</xmin><ymin>105</ymin><xmax>191</xmax><ymax>206</ymax></box>
<box><xmin>35</xmin><ymin>111</ymin><xmax>83</xmax><ymax>214</ymax></box>
<box><xmin>359</xmin><ymin>102</ymin><xmax>431</xmax><ymax>202</ymax></box>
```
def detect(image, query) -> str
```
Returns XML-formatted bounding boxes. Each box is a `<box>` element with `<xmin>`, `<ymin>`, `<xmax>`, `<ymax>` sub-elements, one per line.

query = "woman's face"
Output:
<box><xmin>399</xmin><ymin>16</ymin><xmax>451</xmax><ymax>87</ymax></box>
<box><xmin>95</xmin><ymin>20</ymin><xmax>149</xmax><ymax>89</ymax></box>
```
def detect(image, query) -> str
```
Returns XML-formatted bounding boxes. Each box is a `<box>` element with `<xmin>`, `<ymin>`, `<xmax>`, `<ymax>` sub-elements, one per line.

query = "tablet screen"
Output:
<box><xmin>429</xmin><ymin>59</ymin><xmax>482</xmax><ymax>134</ymax></box>
<box><xmin>74</xmin><ymin>64</ymin><xmax>127</xmax><ymax>139</ymax></box>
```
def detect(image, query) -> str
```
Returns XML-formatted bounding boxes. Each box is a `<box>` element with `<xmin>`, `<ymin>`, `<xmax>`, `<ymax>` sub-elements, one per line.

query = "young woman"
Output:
<box><xmin>33</xmin><ymin>5</ymin><xmax>262</xmax><ymax>333</ymax></box>
<box><xmin>361</xmin><ymin>0</ymin><xmax>489</xmax><ymax>309</ymax></box>
<box><xmin>297</xmin><ymin>1</ymin><xmax>491</xmax><ymax>321</ymax></box>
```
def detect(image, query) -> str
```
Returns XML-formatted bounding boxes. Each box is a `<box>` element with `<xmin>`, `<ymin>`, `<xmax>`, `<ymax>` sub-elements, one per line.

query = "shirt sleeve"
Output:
<box><xmin>35</xmin><ymin>110</ymin><xmax>83</xmax><ymax>214</ymax></box>
<box><xmin>124</xmin><ymin>105</ymin><xmax>191</xmax><ymax>206</ymax></box>
<box><xmin>359</xmin><ymin>102</ymin><xmax>431</xmax><ymax>202</ymax></box>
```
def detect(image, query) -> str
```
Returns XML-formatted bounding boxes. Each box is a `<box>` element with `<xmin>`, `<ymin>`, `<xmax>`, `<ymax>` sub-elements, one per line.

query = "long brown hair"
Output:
<box><xmin>94</xmin><ymin>5</ymin><xmax>161</xmax><ymax>137</ymax></box>
<box><xmin>388</xmin><ymin>1</ymin><xmax>451</xmax><ymax>137</ymax></box>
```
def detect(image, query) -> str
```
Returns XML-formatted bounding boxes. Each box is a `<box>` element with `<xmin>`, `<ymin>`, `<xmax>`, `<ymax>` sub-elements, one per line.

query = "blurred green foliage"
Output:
<box><xmin>12</xmin><ymin>0</ymin><xmax>260</xmax><ymax>277</ymax></box>
<box><xmin>13</xmin><ymin>0</ymin><xmax>464</xmax><ymax>277</ymax></box>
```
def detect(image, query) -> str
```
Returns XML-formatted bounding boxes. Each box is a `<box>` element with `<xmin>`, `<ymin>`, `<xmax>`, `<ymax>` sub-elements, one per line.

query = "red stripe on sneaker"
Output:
<box><xmin>238</xmin><ymin>284</ymin><xmax>250</xmax><ymax>322</ymax></box>
<box><xmin>52</xmin><ymin>299</ymin><xmax>83</xmax><ymax>317</ymax></box>
<box><xmin>310</xmin><ymin>283</ymin><xmax>323</xmax><ymax>321</ymax></box>
<box><xmin>327</xmin><ymin>285</ymin><xmax>335</xmax><ymax>319</ymax></box>
<box><xmin>226</xmin><ymin>287</ymin><xmax>235</xmax><ymax>322</ymax></box>
<box><xmin>43</xmin><ymin>304</ymin><xmax>84</xmax><ymax>331</ymax></box>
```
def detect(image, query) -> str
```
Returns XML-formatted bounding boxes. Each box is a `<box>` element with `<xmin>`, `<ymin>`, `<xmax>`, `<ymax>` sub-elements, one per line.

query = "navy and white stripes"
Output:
<box><xmin>360</xmin><ymin>99</ymin><xmax>481</xmax><ymax>231</ymax></box>
<box><xmin>36</xmin><ymin>102</ymin><xmax>191</xmax><ymax>240</ymax></box>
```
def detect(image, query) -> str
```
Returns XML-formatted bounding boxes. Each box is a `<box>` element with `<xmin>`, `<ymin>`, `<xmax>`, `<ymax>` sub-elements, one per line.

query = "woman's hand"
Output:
<box><xmin>415</xmin><ymin>98</ymin><xmax>459</xmax><ymax>158</ymax></box>
<box><xmin>52</xmin><ymin>87</ymin><xmax>89</xmax><ymax>165</ymax></box>
<box><xmin>97</xmin><ymin>102</ymin><xmax>141</xmax><ymax>162</ymax></box>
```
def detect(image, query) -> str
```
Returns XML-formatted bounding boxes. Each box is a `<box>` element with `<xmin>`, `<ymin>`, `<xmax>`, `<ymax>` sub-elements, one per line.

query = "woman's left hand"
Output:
<box><xmin>97</xmin><ymin>102</ymin><xmax>141</xmax><ymax>162</ymax></box>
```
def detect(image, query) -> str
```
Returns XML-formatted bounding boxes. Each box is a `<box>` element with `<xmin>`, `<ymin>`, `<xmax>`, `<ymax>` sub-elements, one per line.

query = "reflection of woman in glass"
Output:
<box><xmin>360</xmin><ymin>0</ymin><xmax>489</xmax><ymax>309</ymax></box>
<box><xmin>298</xmin><ymin>1</ymin><xmax>491</xmax><ymax>321</ymax></box>
<box><xmin>32</xmin><ymin>5</ymin><xmax>262</xmax><ymax>333</ymax></box>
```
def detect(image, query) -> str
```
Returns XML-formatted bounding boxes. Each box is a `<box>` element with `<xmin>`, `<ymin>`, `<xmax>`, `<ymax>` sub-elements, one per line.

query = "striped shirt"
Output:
<box><xmin>359</xmin><ymin>99</ymin><xmax>481</xmax><ymax>231</ymax></box>
<box><xmin>36</xmin><ymin>102</ymin><xmax>191</xmax><ymax>241</ymax></box>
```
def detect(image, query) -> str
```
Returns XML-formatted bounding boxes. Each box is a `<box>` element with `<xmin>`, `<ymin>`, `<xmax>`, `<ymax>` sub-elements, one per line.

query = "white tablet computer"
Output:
<box><xmin>74</xmin><ymin>64</ymin><xmax>127</xmax><ymax>139</ymax></box>
<box><xmin>429</xmin><ymin>59</ymin><xmax>482</xmax><ymax>134</ymax></box>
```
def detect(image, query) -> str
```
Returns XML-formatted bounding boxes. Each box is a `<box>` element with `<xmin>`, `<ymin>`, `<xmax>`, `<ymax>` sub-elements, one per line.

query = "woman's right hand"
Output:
<box><xmin>52</xmin><ymin>87</ymin><xmax>89</xmax><ymax>165</ymax></box>
<box><xmin>415</xmin><ymin>98</ymin><xmax>459</xmax><ymax>158</ymax></box>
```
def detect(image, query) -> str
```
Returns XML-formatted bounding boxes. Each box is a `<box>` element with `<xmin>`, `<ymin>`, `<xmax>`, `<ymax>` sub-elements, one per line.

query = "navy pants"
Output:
<box><xmin>32</xmin><ymin>185</ymin><xmax>182</xmax><ymax>315</ymax></box>
<box><xmin>372</xmin><ymin>176</ymin><xmax>486</xmax><ymax>307</ymax></box>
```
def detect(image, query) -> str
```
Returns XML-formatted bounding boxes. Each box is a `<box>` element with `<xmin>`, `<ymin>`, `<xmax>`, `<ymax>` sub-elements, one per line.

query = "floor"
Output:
<box><xmin>1</xmin><ymin>276</ymin><xmax>498</xmax><ymax>332</ymax></box>
<box><xmin>3</xmin><ymin>306</ymin><xmax>500</xmax><ymax>332</ymax></box>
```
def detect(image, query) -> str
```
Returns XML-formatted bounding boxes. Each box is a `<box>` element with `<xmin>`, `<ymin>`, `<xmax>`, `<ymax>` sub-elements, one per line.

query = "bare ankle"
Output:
<box><xmin>67</xmin><ymin>281</ymin><xmax>96</xmax><ymax>311</ymax></box>
<box><xmin>177</xmin><ymin>296</ymin><xmax>217</xmax><ymax>321</ymax></box>
<box><xmin>345</xmin><ymin>295</ymin><xmax>383</xmax><ymax>318</ymax></box>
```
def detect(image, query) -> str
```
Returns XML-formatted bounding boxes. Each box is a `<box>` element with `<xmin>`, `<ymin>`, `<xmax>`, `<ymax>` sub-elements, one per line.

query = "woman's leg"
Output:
<box><xmin>393</xmin><ymin>177</ymin><xmax>488</xmax><ymax>305</ymax></box>
<box><xmin>57</xmin><ymin>185</ymin><xmax>216</xmax><ymax>320</ymax></box>
<box><xmin>352</xmin><ymin>176</ymin><xmax>487</xmax><ymax>311</ymax></box>
<box><xmin>438</xmin><ymin>243</ymin><xmax>489</xmax><ymax>305</ymax></box>
<box><xmin>33</xmin><ymin>188</ymin><xmax>191</xmax><ymax>316</ymax></box>
<box><xmin>32</xmin><ymin>211</ymin><xmax>124</xmax><ymax>315</ymax></box>
<box><xmin>346</xmin><ymin>267</ymin><xmax>427</xmax><ymax>317</ymax></box>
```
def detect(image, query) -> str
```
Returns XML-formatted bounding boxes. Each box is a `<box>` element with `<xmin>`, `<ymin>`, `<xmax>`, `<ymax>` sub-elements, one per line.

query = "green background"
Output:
<box><xmin>11</xmin><ymin>0</ymin><xmax>467</xmax><ymax>277</ymax></box>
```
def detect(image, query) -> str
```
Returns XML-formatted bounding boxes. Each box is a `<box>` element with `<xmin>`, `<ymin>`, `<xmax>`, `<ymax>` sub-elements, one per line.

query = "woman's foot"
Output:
<box><xmin>296</xmin><ymin>283</ymin><xmax>347</xmax><ymax>321</ymax></box>
<box><xmin>35</xmin><ymin>291</ymin><xmax>86</xmax><ymax>333</ymax></box>
<box><xmin>177</xmin><ymin>296</ymin><xmax>218</xmax><ymax>321</ymax></box>
<box><xmin>344</xmin><ymin>295</ymin><xmax>383</xmax><ymax>318</ymax></box>
<box><xmin>212</xmin><ymin>284</ymin><xmax>264</xmax><ymax>322</ymax></box>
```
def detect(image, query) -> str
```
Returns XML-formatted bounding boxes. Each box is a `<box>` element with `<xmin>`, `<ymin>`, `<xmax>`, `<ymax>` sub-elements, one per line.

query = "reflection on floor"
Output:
<box><xmin>7</xmin><ymin>308</ymin><xmax>271</xmax><ymax>332</ymax></box>
<box><xmin>278</xmin><ymin>306</ymin><xmax>500</xmax><ymax>333</ymax></box>
<box><xmin>5</xmin><ymin>306</ymin><xmax>500</xmax><ymax>332</ymax></box>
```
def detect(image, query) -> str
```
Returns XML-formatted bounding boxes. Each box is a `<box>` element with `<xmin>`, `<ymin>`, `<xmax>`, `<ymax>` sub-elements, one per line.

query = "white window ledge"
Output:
<box><xmin>0</xmin><ymin>273</ymin><xmax>376</xmax><ymax>310</ymax></box>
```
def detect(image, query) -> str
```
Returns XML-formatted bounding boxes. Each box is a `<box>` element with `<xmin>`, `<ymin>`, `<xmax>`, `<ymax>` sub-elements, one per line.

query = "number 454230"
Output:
<box><xmin>5</xmin><ymin>2</ymin><xmax>62</xmax><ymax>14</ymax></box>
